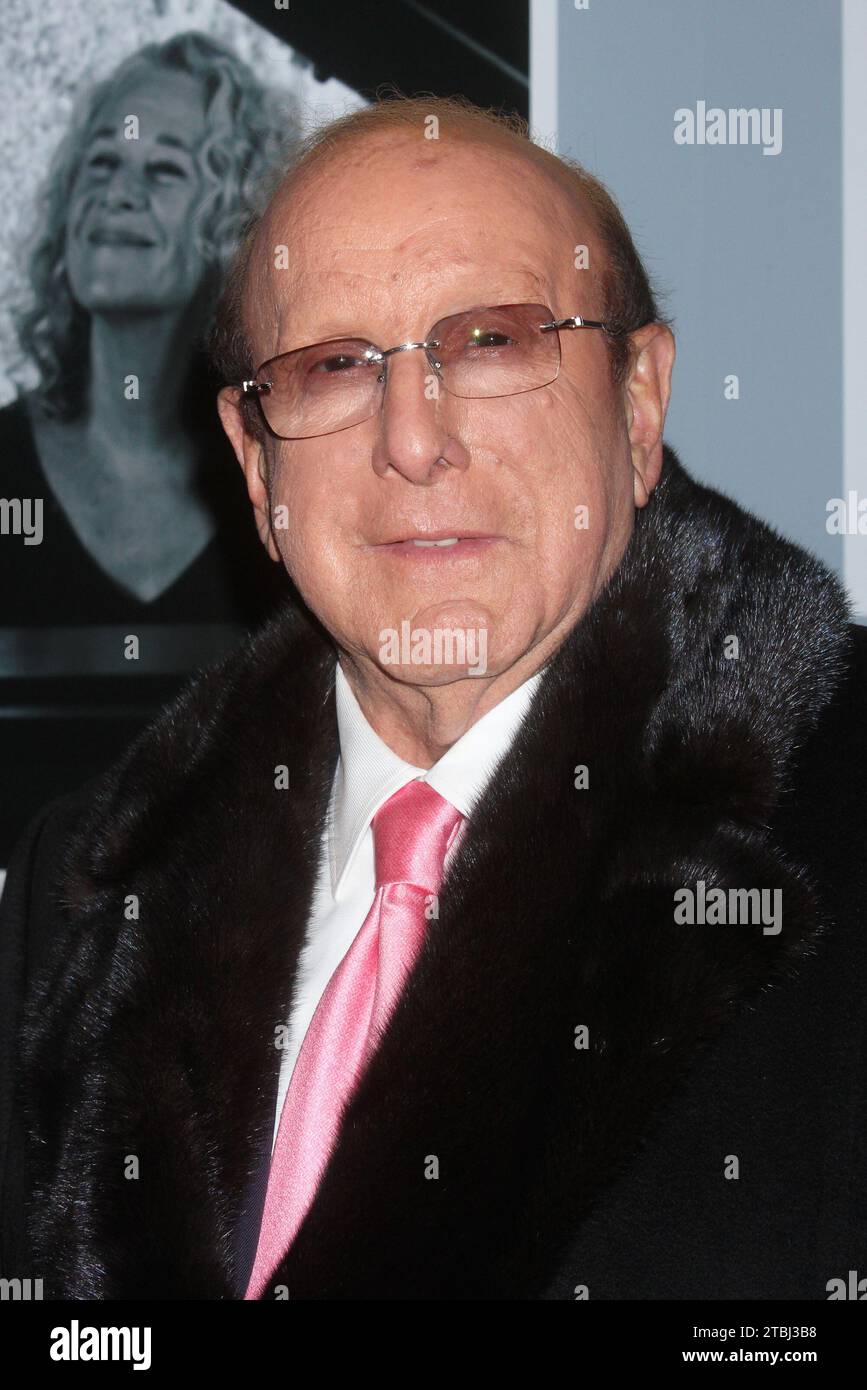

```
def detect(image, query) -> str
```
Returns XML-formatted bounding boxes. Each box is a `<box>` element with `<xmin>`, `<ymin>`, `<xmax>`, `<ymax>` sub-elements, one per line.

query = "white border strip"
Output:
<box><xmin>843</xmin><ymin>0</ymin><xmax>867</xmax><ymax>618</ymax></box>
<box><xmin>530</xmin><ymin>0</ymin><xmax>559</xmax><ymax>151</ymax></box>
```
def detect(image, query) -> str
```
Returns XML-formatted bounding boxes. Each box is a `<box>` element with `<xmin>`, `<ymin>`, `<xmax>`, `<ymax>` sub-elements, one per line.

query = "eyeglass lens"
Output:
<box><xmin>254</xmin><ymin>302</ymin><xmax>561</xmax><ymax>440</ymax></box>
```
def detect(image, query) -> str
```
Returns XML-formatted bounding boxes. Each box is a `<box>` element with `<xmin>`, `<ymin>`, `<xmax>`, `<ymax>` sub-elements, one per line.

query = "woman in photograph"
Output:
<box><xmin>1</xmin><ymin>29</ymin><xmax>292</xmax><ymax>629</ymax></box>
<box><xmin>0</xmin><ymin>30</ymin><xmax>294</xmax><ymax>862</ymax></box>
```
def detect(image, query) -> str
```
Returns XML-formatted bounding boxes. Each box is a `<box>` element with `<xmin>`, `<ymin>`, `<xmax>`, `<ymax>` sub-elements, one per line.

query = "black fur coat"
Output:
<box><xmin>1</xmin><ymin>444</ymin><xmax>865</xmax><ymax>1300</ymax></box>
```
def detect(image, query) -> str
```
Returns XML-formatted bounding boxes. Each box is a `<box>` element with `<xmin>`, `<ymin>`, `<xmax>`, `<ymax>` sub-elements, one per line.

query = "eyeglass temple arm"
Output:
<box><xmin>539</xmin><ymin>316</ymin><xmax>610</xmax><ymax>333</ymax></box>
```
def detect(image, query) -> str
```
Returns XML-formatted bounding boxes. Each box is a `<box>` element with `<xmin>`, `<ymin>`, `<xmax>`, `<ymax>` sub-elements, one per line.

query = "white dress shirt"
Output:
<box><xmin>271</xmin><ymin>660</ymin><xmax>544</xmax><ymax>1151</ymax></box>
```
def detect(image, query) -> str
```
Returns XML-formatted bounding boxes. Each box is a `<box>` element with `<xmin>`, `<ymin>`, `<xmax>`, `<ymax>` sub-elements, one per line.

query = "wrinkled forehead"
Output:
<box><xmin>244</xmin><ymin>136</ymin><xmax>602</xmax><ymax>359</ymax></box>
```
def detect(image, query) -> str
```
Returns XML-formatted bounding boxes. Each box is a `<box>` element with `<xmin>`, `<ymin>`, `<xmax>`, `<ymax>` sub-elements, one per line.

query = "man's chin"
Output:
<box><xmin>373</xmin><ymin>617</ymin><xmax>491</xmax><ymax>680</ymax></box>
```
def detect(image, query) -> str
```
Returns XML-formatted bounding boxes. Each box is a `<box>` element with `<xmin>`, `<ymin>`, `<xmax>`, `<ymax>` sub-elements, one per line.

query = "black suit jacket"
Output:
<box><xmin>1</xmin><ymin>445</ymin><xmax>865</xmax><ymax>1299</ymax></box>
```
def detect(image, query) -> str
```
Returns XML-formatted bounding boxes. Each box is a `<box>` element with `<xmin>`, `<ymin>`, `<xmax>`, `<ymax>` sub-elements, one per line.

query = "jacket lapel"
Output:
<box><xmin>20</xmin><ymin>446</ymin><xmax>852</xmax><ymax>1299</ymax></box>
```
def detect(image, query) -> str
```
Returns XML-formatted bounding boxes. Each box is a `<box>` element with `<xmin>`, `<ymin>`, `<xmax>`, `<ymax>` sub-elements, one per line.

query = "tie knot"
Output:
<box><xmin>372</xmin><ymin>779</ymin><xmax>464</xmax><ymax>894</ymax></box>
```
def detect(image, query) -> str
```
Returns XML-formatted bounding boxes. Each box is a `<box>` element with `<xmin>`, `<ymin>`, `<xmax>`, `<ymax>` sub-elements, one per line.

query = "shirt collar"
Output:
<box><xmin>328</xmin><ymin>661</ymin><xmax>544</xmax><ymax>897</ymax></box>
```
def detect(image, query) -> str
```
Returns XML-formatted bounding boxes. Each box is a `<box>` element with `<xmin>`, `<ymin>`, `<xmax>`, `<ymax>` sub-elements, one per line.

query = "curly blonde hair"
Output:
<box><xmin>16</xmin><ymin>30</ymin><xmax>296</xmax><ymax>421</ymax></box>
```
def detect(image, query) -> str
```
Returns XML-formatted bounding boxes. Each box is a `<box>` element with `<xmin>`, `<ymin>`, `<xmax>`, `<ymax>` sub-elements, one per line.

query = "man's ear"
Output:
<box><xmin>217</xmin><ymin>386</ymin><xmax>281</xmax><ymax>562</ymax></box>
<box><xmin>622</xmin><ymin>323</ymin><xmax>676</xmax><ymax>508</ymax></box>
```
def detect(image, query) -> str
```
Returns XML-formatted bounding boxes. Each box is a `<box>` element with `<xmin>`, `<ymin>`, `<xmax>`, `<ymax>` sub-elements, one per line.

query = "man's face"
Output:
<box><xmin>66</xmin><ymin>71</ymin><xmax>209</xmax><ymax>315</ymax></box>
<box><xmin>223</xmin><ymin>135</ymin><xmax>672</xmax><ymax>685</ymax></box>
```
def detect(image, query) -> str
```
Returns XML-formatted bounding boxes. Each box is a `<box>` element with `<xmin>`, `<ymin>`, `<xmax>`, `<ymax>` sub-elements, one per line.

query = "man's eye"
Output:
<box><xmin>312</xmin><ymin>355</ymin><xmax>365</xmax><ymax>374</ymax></box>
<box><xmin>467</xmin><ymin>330</ymin><xmax>514</xmax><ymax>349</ymax></box>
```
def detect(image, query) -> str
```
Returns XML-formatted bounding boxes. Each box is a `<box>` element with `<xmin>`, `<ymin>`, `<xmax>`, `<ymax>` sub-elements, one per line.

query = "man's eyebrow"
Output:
<box><xmin>267</xmin><ymin>284</ymin><xmax>555</xmax><ymax>357</ymax></box>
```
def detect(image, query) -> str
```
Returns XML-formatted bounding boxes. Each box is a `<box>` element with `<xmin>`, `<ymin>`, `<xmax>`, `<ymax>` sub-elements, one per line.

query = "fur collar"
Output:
<box><xmin>19</xmin><ymin>445</ymin><xmax>852</xmax><ymax>1298</ymax></box>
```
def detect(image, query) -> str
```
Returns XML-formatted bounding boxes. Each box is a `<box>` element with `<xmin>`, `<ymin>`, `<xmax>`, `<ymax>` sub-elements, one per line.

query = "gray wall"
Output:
<box><xmin>550</xmin><ymin>0</ymin><xmax>842</xmax><ymax>574</ymax></box>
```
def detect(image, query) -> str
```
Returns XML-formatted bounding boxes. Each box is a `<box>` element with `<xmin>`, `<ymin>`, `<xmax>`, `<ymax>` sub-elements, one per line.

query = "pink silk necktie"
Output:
<box><xmin>244</xmin><ymin>777</ymin><xmax>464</xmax><ymax>1299</ymax></box>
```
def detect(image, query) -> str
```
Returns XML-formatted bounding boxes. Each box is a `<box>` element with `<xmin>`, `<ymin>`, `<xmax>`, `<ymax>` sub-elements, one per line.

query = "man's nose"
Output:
<box><xmin>370</xmin><ymin>349</ymin><xmax>467</xmax><ymax>482</ymax></box>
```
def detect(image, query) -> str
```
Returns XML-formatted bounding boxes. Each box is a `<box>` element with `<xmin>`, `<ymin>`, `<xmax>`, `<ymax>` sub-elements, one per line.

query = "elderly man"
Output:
<box><xmin>1</xmin><ymin>96</ymin><xmax>864</xmax><ymax>1302</ymax></box>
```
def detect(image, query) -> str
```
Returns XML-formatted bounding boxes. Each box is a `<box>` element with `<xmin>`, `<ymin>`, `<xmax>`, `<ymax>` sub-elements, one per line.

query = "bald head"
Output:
<box><xmin>210</xmin><ymin>96</ymin><xmax>665</xmax><ymax>412</ymax></box>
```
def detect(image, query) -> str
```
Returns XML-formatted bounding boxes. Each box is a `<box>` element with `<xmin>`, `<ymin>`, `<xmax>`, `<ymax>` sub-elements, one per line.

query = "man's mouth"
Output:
<box><xmin>368</xmin><ymin>532</ymin><xmax>502</xmax><ymax>557</ymax></box>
